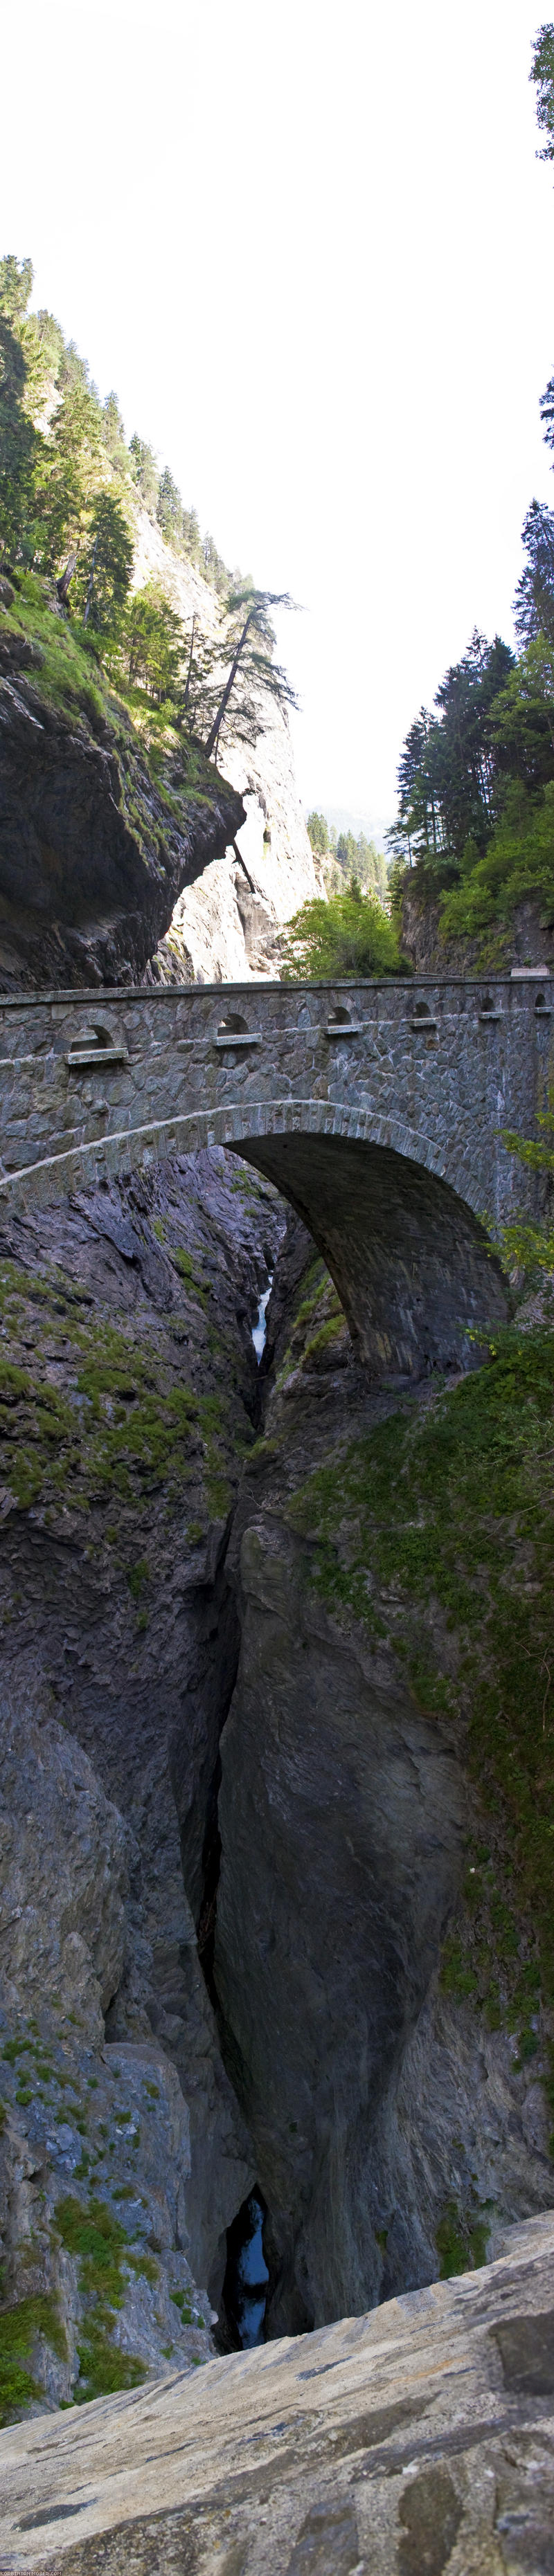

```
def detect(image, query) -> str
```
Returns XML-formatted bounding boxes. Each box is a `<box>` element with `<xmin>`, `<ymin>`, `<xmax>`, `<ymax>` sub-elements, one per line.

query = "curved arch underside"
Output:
<box><xmin>236</xmin><ymin>1130</ymin><xmax>507</xmax><ymax>1379</ymax></box>
<box><xmin>3</xmin><ymin>1094</ymin><xmax>508</xmax><ymax>1381</ymax></box>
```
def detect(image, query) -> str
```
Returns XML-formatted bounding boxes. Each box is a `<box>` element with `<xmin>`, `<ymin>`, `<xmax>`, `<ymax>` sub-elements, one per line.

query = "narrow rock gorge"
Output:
<box><xmin>214</xmin><ymin>1227</ymin><xmax>554</xmax><ymax>2337</ymax></box>
<box><xmin>1</xmin><ymin>1157</ymin><xmax>552</xmax><ymax>2423</ymax></box>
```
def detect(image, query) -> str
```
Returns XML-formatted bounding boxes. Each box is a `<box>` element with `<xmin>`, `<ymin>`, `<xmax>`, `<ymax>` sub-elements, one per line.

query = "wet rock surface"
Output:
<box><xmin>213</xmin><ymin>1224</ymin><xmax>554</xmax><ymax>2338</ymax></box>
<box><xmin>0</xmin><ymin>1150</ymin><xmax>286</xmax><ymax>2395</ymax></box>
<box><xmin>0</xmin><ymin>1157</ymin><xmax>552</xmax><ymax>2449</ymax></box>
<box><xmin>0</xmin><ymin>2212</ymin><xmax>553</xmax><ymax>2572</ymax></box>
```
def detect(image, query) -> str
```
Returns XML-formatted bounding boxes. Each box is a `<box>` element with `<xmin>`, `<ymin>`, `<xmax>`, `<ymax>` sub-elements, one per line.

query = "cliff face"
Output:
<box><xmin>0</xmin><ymin>1165</ymin><xmax>552</xmax><ymax>2415</ymax></box>
<box><xmin>400</xmin><ymin>878</ymin><xmax>554</xmax><ymax>977</ymax></box>
<box><xmin>213</xmin><ymin>1224</ymin><xmax>553</xmax><ymax>2337</ymax></box>
<box><xmin>127</xmin><ymin>500</ymin><xmax>322</xmax><ymax>985</ymax></box>
<box><xmin>1</xmin><ymin>2211</ymin><xmax>553</xmax><ymax>2574</ymax></box>
<box><xmin>0</xmin><ymin>1148</ymin><xmax>286</xmax><ymax>2406</ymax></box>
<box><xmin>0</xmin><ymin>574</ymin><xmax>244</xmax><ymax>989</ymax></box>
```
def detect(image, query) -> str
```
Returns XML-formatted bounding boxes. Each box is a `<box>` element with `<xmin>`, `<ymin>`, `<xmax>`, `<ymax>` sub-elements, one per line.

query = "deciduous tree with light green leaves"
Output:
<box><xmin>280</xmin><ymin>881</ymin><xmax>406</xmax><ymax>981</ymax></box>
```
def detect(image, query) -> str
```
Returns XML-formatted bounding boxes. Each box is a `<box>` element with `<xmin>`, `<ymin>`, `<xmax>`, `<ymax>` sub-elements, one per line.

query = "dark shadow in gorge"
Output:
<box><xmin>235</xmin><ymin>1132</ymin><xmax>508</xmax><ymax>1380</ymax></box>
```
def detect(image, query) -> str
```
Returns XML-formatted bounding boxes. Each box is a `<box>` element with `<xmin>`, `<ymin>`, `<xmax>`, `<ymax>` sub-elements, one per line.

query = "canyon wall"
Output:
<box><xmin>129</xmin><ymin>498</ymin><xmax>322</xmax><ymax>986</ymax></box>
<box><xmin>214</xmin><ymin>1226</ymin><xmax>554</xmax><ymax>2337</ymax></box>
<box><xmin>0</xmin><ymin>577</ymin><xmax>244</xmax><ymax>990</ymax></box>
<box><xmin>0</xmin><ymin>1149</ymin><xmax>286</xmax><ymax>2407</ymax></box>
<box><xmin>0</xmin><ymin>1159</ymin><xmax>552</xmax><ymax>2418</ymax></box>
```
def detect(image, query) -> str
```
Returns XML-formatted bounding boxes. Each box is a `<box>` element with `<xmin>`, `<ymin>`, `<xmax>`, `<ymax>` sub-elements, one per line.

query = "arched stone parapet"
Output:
<box><xmin>0</xmin><ymin>1093</ymin><xmax>506</xmax><ymax>1381</ymax></box>
<box><xmin>0</xmin><ymin>972</ymin><xmax>547</xmax><ymax>1375</ymax></box>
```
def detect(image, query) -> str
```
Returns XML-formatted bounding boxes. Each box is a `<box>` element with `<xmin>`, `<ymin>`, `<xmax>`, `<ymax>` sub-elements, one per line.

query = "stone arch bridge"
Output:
<box><xmin>0</xmin><ymin>973</ymin><xmax>551</xmax><ymax>1377</ymax></box>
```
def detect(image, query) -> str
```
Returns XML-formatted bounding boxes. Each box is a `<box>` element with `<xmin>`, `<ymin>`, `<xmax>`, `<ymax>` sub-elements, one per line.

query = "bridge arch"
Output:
<box><xmin>4</xmin><ymin>1092</ymin><xmax>507</xmax><ymax>1379</ymax></box>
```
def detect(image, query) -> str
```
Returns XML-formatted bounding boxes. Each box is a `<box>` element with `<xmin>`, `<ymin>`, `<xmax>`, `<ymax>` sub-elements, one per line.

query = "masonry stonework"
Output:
<box><xmin>1</xmin><ymin>976</ymin><xmax>551</xmax><ymax>1375</ymax></box>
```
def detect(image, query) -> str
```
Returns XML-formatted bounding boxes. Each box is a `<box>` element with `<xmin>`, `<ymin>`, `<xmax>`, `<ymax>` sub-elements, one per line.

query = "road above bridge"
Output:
<box><xmin>0</xmin><ymin>973</ymin><xmax>551</xmax><ymax>1376</ymax></box>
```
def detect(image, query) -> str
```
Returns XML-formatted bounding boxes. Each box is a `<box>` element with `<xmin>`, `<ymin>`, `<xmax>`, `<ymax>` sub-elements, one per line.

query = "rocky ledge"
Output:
<box><xmin>0</xmin><ymin>575</ymin><xmax>243</xmax><ymax>988</ymax></box>
<box><xmin>0</xmin><ymin>2211</ymin><xmax>553</xmax><ymax>2571</ymax></box>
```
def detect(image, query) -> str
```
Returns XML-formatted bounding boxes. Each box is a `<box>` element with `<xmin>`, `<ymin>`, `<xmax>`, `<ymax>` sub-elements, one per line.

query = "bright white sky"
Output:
<box><xmin>1</xmin><ymin>0</ymin><xmax>553</xmax><ymax>826</ymax></box>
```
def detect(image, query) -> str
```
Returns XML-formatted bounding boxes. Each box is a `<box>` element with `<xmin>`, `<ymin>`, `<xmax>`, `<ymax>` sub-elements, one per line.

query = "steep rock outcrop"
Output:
<box><xmin>213</xmin><ymin>1227</ymin><xmax>553</xmax><ymax>2336</ymax></box>
<box><xmin>127</xmin><ymin>498</ymin><xmax>322</xmax><ymax>983</ymax></box>
<box><xmin>400</xmin><ymin>878</ymin><xmax>554</xmax><ymax>976</ymax></box>
<box><xmin>1</xmin><ymin>2212</ymin><xmax>553</xmax><ymax>2572</ymax></box>
<box><xmin>0</xmin><ymin>1149</ymin><xmax>286</xmax><ymax>2337</ymax></box>
<box><xmin>0</xmin><ymin>1666</ymin><xmax>219</xmax><ymax>2409</ymax></box>
<box><xmin>0</xmin><ymin>580</ymin><xmax>244</xmax><ymax>988</ymax></box>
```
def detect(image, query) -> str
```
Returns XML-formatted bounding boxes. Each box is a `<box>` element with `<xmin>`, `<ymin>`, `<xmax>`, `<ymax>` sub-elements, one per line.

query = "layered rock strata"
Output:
<box><xmin>0</xmin><ymin>2212</ymin><xmax>553</xmax><ymax>2573</ymax></box>
<box><xmin>0</xmin><ymin>1148</ymin><xmax>286</xmax><ymax>2404</ymax></box>
<box><xmin>0</xmin><ymin>582</ymin><xmax>243</xmax><ymax>989</ymax></box>
<box><xmin>213</xmin><ymin>1225</ymin><xmax>553</xmax><ymax>2337</ymax></box>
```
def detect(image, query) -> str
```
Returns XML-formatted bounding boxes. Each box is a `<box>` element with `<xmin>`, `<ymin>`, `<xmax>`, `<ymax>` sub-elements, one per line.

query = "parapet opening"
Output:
<box><xmin>222</xmin><ymin>2188</ymin><xmax>269</xmax><ymax>2350</ymax></box>
<box><xmin>330</xmin><ymin>1004</ymin><xmax>352</xmax><ymax>1027</ymax></box>
<box><xmin>411</xmin><ymin>998</ymin><xmax>438</xmax><ymax>1036</ymax></box>
<box><xmin>77</xmin><ymin>1024</ymin><xmax>114</xmax><ymax>1047</ymax></box>
<box><xmin>217</xmin><ymin>1012</ymin><xmax>249</xmax><ymax>1036</ymax></box>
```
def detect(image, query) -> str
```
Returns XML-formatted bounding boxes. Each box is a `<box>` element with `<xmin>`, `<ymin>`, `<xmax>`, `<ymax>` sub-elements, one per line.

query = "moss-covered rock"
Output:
<box><xmin>0</xmin><ymin>574</ymin><xmax>244</xmax><ymax>988</ymax></box>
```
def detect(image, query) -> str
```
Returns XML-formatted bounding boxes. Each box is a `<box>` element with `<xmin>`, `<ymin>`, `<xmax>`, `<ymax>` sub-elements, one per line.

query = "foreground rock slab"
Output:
<box><xmin>0</xmin><ymin>2213</ymin><xmax>553</xmax><ymax>2572</ymax></box>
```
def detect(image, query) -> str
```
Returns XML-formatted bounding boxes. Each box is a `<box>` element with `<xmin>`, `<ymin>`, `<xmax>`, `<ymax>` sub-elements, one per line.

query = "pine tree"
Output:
<box><xmin>75</xmin><ymin>493</ymin><xmax>134</xmax><ymax>633</ymax></box>
<box><xmin>514</xmin><ymin>500</ymin><xmax>554</xmax><ymax>646</ymax></box>
<box><xmin>530</xmin><ymin>23</ymin><xmax>554</xmax><ymax>163</ymax></box>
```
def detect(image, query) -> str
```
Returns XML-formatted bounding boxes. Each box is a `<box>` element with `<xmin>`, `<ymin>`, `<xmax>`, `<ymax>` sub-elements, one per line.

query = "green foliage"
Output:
<box><xmin>118</xmin><ymin>579</ymin><xmax>186</xmax><ymax>705</ymax></box>
<box><xmin>0</xmin><ymin>1246</ymin><xmax>242</xmax><ymax>1562</ymax></box>
<box><xmin>39</xmin><ymin>342</ymin><xmax>103</xmax><ymax>566</ymax></box>
<box><xmin>385</xmin><ymin>36</ymin><xmax>554</xmax><ymax>947</ymax></box>
<box><xmin>513</xmin><ymin>502</ymin><xmax>554</xmax><ymax>646</ymax></box>
<box><xmin>129</xmin><ymin>433</ymin><xmax>159</xmax><ymax>512</ymax></box>
<box><xmin>0</xmin><ymin>254</ymin><xmax>33</xmax><ymax>321</ymax></box>
<box><xmin>127</xmin><ymin>1557</ymin><xmax>150</xmax><ymax>1600</ymax></box>
<box><xmin>334</xmin><ymin>830</ymin><xmax>388</xmax><ymax>902</ymax></box>
<box><xmin>387</xmin><ymin>632</ymin><xmax>516</xmax><ymax>879</ymax></box>
<box><xmin>0</xmin><ymin>246</ymin><xmax>301</xmax><ymax>771</ymax></box>
<box><xmin>101</xmin><ymin>390</ymin><xmax>128</xmax><ymax>476</ymax></box>
<box><xmin>494</xmin><ymin>1103</ymin><xmax>554</xmax><ymax>1280</ymax></box>
<box><xmin>281</xmin><ymin>885</ymin><xmax>403</xmax><ymax>979</ymax></box>
<box><xmin>73</xmin><ymin>491</ymin><xmax>134</xmax><ymax>633</ymax></box>
<box><xmin>307</xmin><ymin>810</ymin><xmax>329</xmax><ymax>854</ymax></box>
<box><xmin>439</xmin><ymin>775</ymin><xmax>554</xmax><ymax>944</ymax></box>
<box><xmin>436</xmin><ymin>2201</ymin><xmax>491</xmax><ymax>2280</ymax></box>
<box><xmin>0</xmin><ymin>246</ymin><xmax>230</xmax><ymax>622</ymax></box>
<box><xmin>0</xmin><ymin>2294</ymin><xmax>66</xmax><ymax>2427</ymax></box>
<box><xmin>391</xmin><ymin>631</ymin><xmax>554</xmax><ymax>947</ymax></box>
<box><xmin>287</xmin><ymin>1325</ymin><xmax>554</xmax><ymax>2072</ymax></box>
<box><xmin>55</xmin><ymin>2195</ymin><xmax>152</xmax><ymax>2404</ymax></box>
<box><xmin>0</xmin><ymin>258</ymin><xmax>46</xmax><ymax>564</ymax></box>
<box><xmin>531</xmin><ymin>23</ymin><xmax>554</xmax><ymax>163</ymax></box>
<box><xmin>200</xmin><ymin>584</ymin><xmax>299</xmax><ymax>764</ymax></box>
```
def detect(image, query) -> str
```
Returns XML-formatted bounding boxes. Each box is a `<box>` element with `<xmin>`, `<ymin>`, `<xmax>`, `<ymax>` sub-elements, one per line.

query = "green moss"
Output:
<box><xmin>171</xmin><ymin>1247</ymin><xmax>208</xmax><ymax>1306</ymax></box>
<box><xmin>303</xmin><ymin>1312</ymin><xmax>345</xmax><ymax>1365</ymax></box>
<box><xmin>127</xmin><ymin>1557</ymin><xmax>149</xmax><ymax>1600</ymax></box>
<box><xmin>0</xmin><ymin>1260</ymin><xmax>202</xmax><ymax>1514</ymax></box>
<box><xmin>0</xmin><ymin>2294</ymin><xmax>66</xmax><ymax>2427</ymax></box>
<box><xmin>436</xmin><ymin>2200</ymin><xmax>491</xmax><ymax>2280</ymax></box>
<box><xmin>74</xmin><ymin>2327</ymin><xmax>146</xmax><ymax>2403</ymax></box>
<box><xmin>54</xmin><ymin>2195</ymin><xmax>152</xmax><ymax>2403</ymax></box>
<box><xmin>287</xmin><ymin>1325</ymin><xmax>554</xmax><ymax>2085</ymax></box>
<box><xmin>0</xmin><ymin>580</ymin><xmax>224</xmax><ymax>867</ymax></box>
<box><xmin>170</xmin><ymin>2289</ymin><xmax>193</xmax><ymax>2322</ymax></box>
